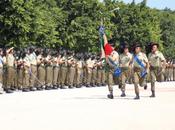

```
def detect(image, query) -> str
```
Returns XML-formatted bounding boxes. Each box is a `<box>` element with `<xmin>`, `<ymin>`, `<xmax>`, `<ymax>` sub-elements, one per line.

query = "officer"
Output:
<box><xmin>132</xmin><ymin>44</ymin><xmax>149</xmax><ymax>100</ymax></box>
<box><xmin>5</xmin><ymin>47</ymin><xmax>15</xmax><ymax>93</ymax></box>
<box><xmin>119</xmin><ymin>44</ymin><xmax>132</xmax><ymax>97</ymax></box>
<box><xmin>148</xmin><ymin>42</ymin><xmax>166</xmax><ymax>97</ymax></box>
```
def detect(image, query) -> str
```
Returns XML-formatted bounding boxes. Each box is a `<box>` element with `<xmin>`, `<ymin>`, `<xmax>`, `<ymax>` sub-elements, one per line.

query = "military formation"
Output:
<box><xmin>0</xmin><ymin>44</ymin><xmax>174</xmax><ymax>100</ymax></box>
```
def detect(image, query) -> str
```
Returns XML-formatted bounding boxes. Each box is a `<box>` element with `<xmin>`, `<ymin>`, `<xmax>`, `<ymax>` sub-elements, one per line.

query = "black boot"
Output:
<box><xmin>53</xmin><ymin>85</ymin><xmax>58</xmax><ymax>89</ymax></box>
<box><xmin>30</xmin><ymin>87</ymin><xmax>36</xmax><ymax>91</ymax></box>
<box><xmin>5</xmin><ymin>88</ymin><xmax>13</xmax><ymax>93</ymax></box>
<box><xmin>45</xmin><ymin>86</ymin><xmax>52</xmax><ymax>90</ymax></box>
<box><xmin>107</xmin><ymin>91</ymin><xmax>114</xmax><ymax>99</ymax></box>
<box><xmin>121</xmin><ymin>91</ymin><xmax>126</xmax><ymax>97</ymax></box>
<box><xmin>22</xmin><ymin>88</ymin><xmax>30</xmax><ymax>92</ymax></box>
<box><xmin>150</xmin><ymin>91</ymin><xmax>155</xmax><ymax>98</ymax></box>
<box><xmin>134</xmin><ymin>95</ymin><xmax>140</xmax><ymax>100</ymax></box>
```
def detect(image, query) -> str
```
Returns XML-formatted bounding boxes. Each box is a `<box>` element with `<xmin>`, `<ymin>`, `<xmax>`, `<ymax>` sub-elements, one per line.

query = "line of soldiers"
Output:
<box><xmin>0</xmin><ymin>45</ymin><xmax>174</xmax><ymax>98</ymax></box>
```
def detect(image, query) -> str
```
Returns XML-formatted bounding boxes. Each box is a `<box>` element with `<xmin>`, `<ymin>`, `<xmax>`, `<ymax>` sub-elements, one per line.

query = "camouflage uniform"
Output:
<box><xmin>148</xmin><ymin>50</ymin><xmax>165</xmax><ymax>97</ymax></box>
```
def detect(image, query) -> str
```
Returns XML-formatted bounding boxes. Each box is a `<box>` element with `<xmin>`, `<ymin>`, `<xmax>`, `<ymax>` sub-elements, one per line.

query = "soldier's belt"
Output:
<box><xmin>121</xmin><ymin>67</ymin><xmax>129</xmax><ymax>71</ymax></box>
<box><xmin>150</xmin><ymin>66</ymin><xmax>160</xmax><ymax>70</ymax></box>
<box><xmin>133</xmin><ymin>67</ymin><xmax>142</xmax><ymax>72</ymax></box>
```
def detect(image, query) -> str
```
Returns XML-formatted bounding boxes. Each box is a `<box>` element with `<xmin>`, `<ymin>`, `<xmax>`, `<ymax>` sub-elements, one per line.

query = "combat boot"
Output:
<box><xmin>150</xmin><ymin>91</ymin><xmax>155</xmax><ymax>98</ymax></box>
<box><xmin>121</xmin><ymin>91</ymin><xmax>126</xmax><ymax>97</ymax></box>
<box><xmin>107</xmin><ymin>91</ymin><xmax>114</xmax><ymax>99</ymax></box>
<box><xmin>134</xmin><ymin>95</ymin><xmax>140</xmax><ymax>100</ymax></box>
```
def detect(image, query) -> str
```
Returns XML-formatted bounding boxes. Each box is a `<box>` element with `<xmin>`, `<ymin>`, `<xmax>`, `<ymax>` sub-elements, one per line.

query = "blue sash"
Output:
<box><xmin>134</xmin><ymin>55</ymin><xmax>147</xmax><ymax>78</ymax></box>
<box><xmin>108</xmin><ymin>57</ymin><xmax>122</xmax><ymax>77</ymax></box>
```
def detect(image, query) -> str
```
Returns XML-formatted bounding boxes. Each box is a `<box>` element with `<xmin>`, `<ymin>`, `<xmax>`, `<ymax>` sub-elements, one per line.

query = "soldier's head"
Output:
<box><xmin>121</xmin><ymin>42</ymin><xmax>129</xmax><ymax>54</ymax></box>
<box><xmin>150</xmin><ymin>42</ymin><xmax>159</xmax><ymax>53</ymax></box>
<box><xmin>133</xmin><ymin>43</ymin><xmax>141</xmax><ymax>54</ymax></box>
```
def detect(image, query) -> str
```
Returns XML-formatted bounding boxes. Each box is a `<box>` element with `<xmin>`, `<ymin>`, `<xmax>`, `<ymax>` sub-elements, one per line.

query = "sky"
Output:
<box><xmin>101</xmin><ymin>0</ymin><xmax>175</xmax><ymax>10</ymax></box>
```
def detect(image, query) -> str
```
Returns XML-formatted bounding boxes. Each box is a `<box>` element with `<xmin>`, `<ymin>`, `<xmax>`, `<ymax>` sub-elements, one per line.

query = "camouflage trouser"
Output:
<box><xmin>60</xmin><ymin>66</ymin><xmax>67</xmax><ymax>86</ymax></box>
<box><xmin>107</xmin><ymin>70</ymin><xmax>114</xmax><ymax>92</ymax></box>
<box><xmin>150</xmin><ymin>67</ymin><xmax>163</xmax><ymax>92</ymax></box>
<box><xmin>23</xmin><ymin>67</ymin><xmax>30</xmax><ymax>88</ymax></box>
<box><xmin>53</xmin><ymin>66</ymin><xmax>59</xmax><ymax>86</ymax></box>
<box><xmin>97</xmin><ymin>69</ymin><xmax>106</xmax><ymax>85</ymax></box>
<box><xmin>29</xmin><ymin>65</ymin><xmax>37</xmax><ymax>87</ymax></box>
<box><xmin>119</xmin><ymin>67</ymin><xmax>130</xmax><ymax>92</ymax></box>
<box><xmin>46</xmin><ymin>66</ymin><xmax>53</xmax><ymax>86</ymax></box>
<box><xmin>17</xmin><ymin>67</ymin><xmax>24</xmax><ymax>89</ymax></box>
<box><xmin>38</xmin><ymin>66</ymin><xmax>46</xmax><ymax>86</ymax></box>
<box><xmin>87</xmin><ymin>68</ymin><xmax>92</xmax><ymax>85</ymax></box>
<box><xmin>76</xmin><ymin>68</ymin><xmax>83</xmax><ymax>85</ymax></box>
<box><xmin>6</xmin><ymin>66</ymin><xmax>16</xmax><ymax>89</ymax></box>
<box><xmin>133</xmin><ymin>67</ymin><xmax>146</xmax><ymax>95</ymax></box>
<box><xmin>92</xmin><ymin>68</ymin><xmax>97</xmax><ymax>86</ymax></box>
<box><xmin>67</xmin><ymin>67</ymin><xmax>76</xmax><ymax>86</ymax></box>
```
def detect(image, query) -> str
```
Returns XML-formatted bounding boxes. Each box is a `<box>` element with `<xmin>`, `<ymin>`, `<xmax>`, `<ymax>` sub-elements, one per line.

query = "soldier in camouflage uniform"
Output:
<box><xmin>119</xmin><ymin>44</ymin><xmax>132</xmax><ymax>97</ymax></box>
<box><xmin>148</xmin><ymin>42</ymin><xmax>166</xmax><ymax>97</ymax></box>
<box><xmin>132</xmin><ymin>44</ymin><xmax>149</xmax><ymax>100</ymax></box>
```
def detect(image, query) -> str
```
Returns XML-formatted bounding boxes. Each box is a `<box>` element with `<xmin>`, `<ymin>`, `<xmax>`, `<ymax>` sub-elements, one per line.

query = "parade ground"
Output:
<box><xmin>0</xmin><ymin>82</ymin><xmax>175</xmax><ymax>130</ymax></box>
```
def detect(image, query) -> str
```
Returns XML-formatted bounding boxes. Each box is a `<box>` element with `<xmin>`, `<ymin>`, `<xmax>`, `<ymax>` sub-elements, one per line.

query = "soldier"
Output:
<box><xmin>52</xmin><ymin>51</ymin><xmax>60</xmax><ymax>89</ymax></box>
<box><xmin>102</xmin><ymin>34</ymin><xmax>119</xmax><ymax>99</ymax></box>
<box><xmin>67</xmin><ymin>51</ymin><xmax>77</xmax><ymax>89</ymax></box>
<box><xmin>119</xmin><ymin>44</ymin><xmax>132</xmax><ymax>97</ymax></box>
<box><xmin>27</xmin><ymin>47</ymin><xmax>37</xmax><ymax>91</ymax></box>
<box><xmin>148</xmin><ymin>42</ymin><xmax>166</xmax><ymax>97</ymax></box>
<box><xmin>37</xmin><ymin>49</ymin><xmax>46</xmax><ymax>90</ymax></box>
<box><xmin>45</xmin><ymin>50</ymin><xmax>53</xmax><ymax>90</ymax></box>
<box><xmin>5</xmin><ymin>47</ymin><xmax>16</xmax><ymax>93</ymax></box>
<box><xmin>59</xmin><ymin>50</ymin><xmax>68</xmax><ymax>89</ymax></box>
<box><xmin>22</xmin><ymin>52</ymin><xmax>31</xmax><ymax>92</ymax></box>
<box><xmin>132</xmin><ymin>44</ymin><xmax>149</xmax><ymax>100</ymax></box>
<box><xmin>75</xmin><ymin>53</ymin><xmax>83</xmax><ymax>88</ymax></box>
<box><xmin>16</xmin><ymin>51</ymin><xmax>25</xmax><ymax>91</ymax></box>
<box><xmin>0</xmin><ymin>48</ymin><xmax>4</xmax><ymax>94</ymax></box>
<box><xmin>86</xmin><ymin>54</ymin><xmax>93</xmax><ymax>87</ymax></box>
<box><xmin>91</xmin><ymin>54</ymin><xmax>98</xmax><ymax>87</ymax></box>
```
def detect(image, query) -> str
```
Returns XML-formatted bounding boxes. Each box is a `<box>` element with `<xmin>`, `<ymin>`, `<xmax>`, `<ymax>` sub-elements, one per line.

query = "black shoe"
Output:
<box><xmin>107</xmin><ymin>94</ymin><xmax>114</xmax><ymax>99</ymax></box>
<box><xmin>101</xmin><ymin>83</ymin><xmax>106</xmax><ymax>86</ymax></box>
<box><xmin>37</xmin><ymin>87</ymin><xmax>43</xmax><ymax>91</ymax></box>
<box><xmin>30</xmin><ymin>87</ymin><xmax>36</xmax><ymax>91</ymax></box>
<box><xmin>68</xmin><ymin>85</ymin><xmax>74</xmax><ymax>89</ymax></box>
<box><xmin>5</xmin><ymin>88</ymin><xmax>13</xmax><ymax>93</ymax></box>
<box><xmin>150</xmin><ymin>91</ymin><xmax>155</xmax><ymax>98</ymax></box>
<box><xmin>60</xmin><ymin>86</ymin><xmax>67</xmax><ymax>89</ymax></box>
<box><xmin>45</xmin><ymin>86</ymin><xmax>52</xmax><ymax>90</ymax></box>
<box><xmin>22</xmin><ymin>88</ymin><xmax>30</xmax><ymax>92</ymax></box>
<box><xmin>118</xmin><ymin>85</ymin><xmax>122</xmax><ymax>89</ymax></box>
<box><xmin>53</xmin><ymin>85</ymin><xmax>58</xmax><ymax>89</ymax></box>
<box><xmin>121</xmin><ymin>92</ymin><xmax>126</xmax><ymax>97</ymax></box>
<box><xmin>134</xmin><ymin>95</ymin><xmax>140</xmax><ymax>100</ymax></box>
<box><xmin>144</xmin><ymin>85</ymin><xmax>147</xmax><ymax>90</ymax></box>
<box><xmin>86</xmin><ymin>84</ymin><xmax>90</xmax><ymax>88</ymax></box>
<box><xmin>150</xmin><ymin>93</ymin><xmax>155</xmax><ymax>98</ymax></box>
